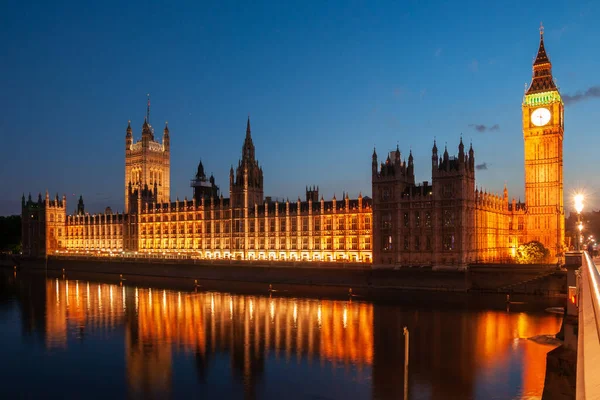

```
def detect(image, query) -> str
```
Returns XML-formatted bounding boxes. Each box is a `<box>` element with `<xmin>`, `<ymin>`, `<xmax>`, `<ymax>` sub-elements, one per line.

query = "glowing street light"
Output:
<box><xmin>574</xmin><ymin>194</ymin><xmax>585</xmax><ymax>251</ymax></box>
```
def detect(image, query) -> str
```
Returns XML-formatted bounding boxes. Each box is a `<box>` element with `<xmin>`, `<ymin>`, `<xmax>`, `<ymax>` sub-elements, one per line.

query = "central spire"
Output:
<box><xmin>242</xmin><ymin>116</ymin><xmax>255</xmax><ymax>162</ymax></box>
<box><xmin>246</xmin><ymin>115</ymin><xmax>251</xmax><ymax>139</ymax></box>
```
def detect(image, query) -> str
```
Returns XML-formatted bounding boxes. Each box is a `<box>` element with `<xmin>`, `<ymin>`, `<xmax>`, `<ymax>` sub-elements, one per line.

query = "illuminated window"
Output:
<box><xmin>425</xmin><ymin>211</ymin><xmax>432</xmax><ymax>227</ymax></box>
<box><xmin>415</xmin><ymin>212</ymin><xmax>420</xmax><ymax>227</ymax></box>
<box><xmin>403</xmin><ymin>212</ymin><xmax>409</xmax><ymax>227</ymax></box>
<box><xmin>314</xmin><ymin>217</ymin><xmax>321</xmax><ymax>231</ymax></box>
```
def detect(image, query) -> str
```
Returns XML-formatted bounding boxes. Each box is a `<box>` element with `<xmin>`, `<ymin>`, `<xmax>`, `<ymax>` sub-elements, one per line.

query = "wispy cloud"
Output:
<box><xmin>469</xmin><ymin>59</ymin><xmax>479</xmax><ymax>72</ymax></box>
<box><xmin>563</xmin><ymin>86</ymin><xmax>600</xmax><ymax>105</ymax></box>
<box><xmin>469</xmin><ymin>124</ymin><xmax>500</xmax><ymax>133</ymax></box>
<box><xmin>434</xmin><ymin>48</ymin><xmax>442</xmax><ymax>57</ymax></box>
<box><xmin>476</xmin><ymin>163</ymin><xmax>488</xmax><ymax>170</ymax></box>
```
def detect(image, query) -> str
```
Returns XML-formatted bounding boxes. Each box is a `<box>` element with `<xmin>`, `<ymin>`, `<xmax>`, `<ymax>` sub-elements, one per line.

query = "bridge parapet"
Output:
<box><xmin>575</xmin><ymin>252</ymin><xmax>600</xmax><ymax>399</ymax></box>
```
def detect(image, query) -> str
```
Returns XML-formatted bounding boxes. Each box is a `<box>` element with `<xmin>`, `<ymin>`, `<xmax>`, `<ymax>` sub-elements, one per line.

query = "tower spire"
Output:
<box><xmin>246</xmin><ymin>115</ymin><xmax>251</xmax><ymax>139</ymax></box>
<box><xmin>146</xmin><ymin>93</ymin><xmax>150</xmax><ymax>123</ymax></box>
<box><xmin>526</xmin><ymin>23</ymin><xmax>556</xmax><ymax>94</ymax></box>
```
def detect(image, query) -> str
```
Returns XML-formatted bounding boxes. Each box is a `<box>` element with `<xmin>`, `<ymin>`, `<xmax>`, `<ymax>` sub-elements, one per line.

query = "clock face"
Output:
<box><xmin>531</xmin><ymin>107</ymin><xmax>551</xmax><ymax>127</ymax></box>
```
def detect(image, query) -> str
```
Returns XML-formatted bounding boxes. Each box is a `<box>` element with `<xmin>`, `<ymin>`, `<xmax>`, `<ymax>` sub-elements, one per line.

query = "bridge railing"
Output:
<box><xmin>577</xmin><ymin>252</ymin><xmax>600</xmax><ymax>399</ymax></box>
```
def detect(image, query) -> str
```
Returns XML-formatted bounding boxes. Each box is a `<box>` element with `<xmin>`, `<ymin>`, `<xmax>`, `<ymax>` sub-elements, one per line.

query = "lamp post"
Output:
<box><xmin>574</xmin><ymin>194</ymin><xmax>584</xmax><ymax>251</ymax></box>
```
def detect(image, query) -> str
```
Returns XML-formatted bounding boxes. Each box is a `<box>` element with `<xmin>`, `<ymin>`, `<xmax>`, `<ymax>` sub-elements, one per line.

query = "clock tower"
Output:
<box><xmin>522</xmin><ymin>25</ymin><xmax>565</xmax><ymax>259</ymax></box>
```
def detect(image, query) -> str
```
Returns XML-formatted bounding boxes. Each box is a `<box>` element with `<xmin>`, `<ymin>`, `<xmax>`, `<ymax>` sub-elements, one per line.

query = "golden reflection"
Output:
<box><xmin>41</xmin><ymin>278</ymin><xmax>560</xmax><ymax>399</ymax></box>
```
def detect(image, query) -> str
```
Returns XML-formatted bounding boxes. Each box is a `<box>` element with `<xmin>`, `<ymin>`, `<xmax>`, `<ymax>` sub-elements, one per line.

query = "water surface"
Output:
<box><xmin>0</xmin><ymin>270</ymin><xmax>562</xmax><ymax>399</ymax></box>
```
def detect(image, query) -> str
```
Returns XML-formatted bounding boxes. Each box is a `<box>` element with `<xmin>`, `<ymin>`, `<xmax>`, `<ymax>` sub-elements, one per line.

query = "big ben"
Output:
<box><xmin>523</xmin><ymin>25</ymin><xmax>565</xmax><ymax>260</ymax></box>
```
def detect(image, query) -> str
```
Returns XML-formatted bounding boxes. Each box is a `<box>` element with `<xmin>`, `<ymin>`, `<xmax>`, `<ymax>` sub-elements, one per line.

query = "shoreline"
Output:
<box><xmin>3</xmin><ymin>255</ymin><xmax>568</xmax><ymax>307</ymax></box>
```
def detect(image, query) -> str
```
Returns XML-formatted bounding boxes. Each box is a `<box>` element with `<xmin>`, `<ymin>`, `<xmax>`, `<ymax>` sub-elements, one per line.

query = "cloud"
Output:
<box><xmin>469</xmin><ymin>59</ymin><xmax>479</xmax><ymax>72</ymax></box>
<box><xmin>469</xmin><ymin>124</ymin><xmax>500</xmax><ymax>133</ymax></box>
<box><xmin>476</xmin><ymin>163</ymin><xmax>488</xmax><ymax>170</ymax></box>
<box><xmin>434</xmin><ymin>48</ymin><xmax>442</xmax><ymax>57</ymax></box>
<box><xmin>563</xmin><ymin>86</ymin><xmax>600</xmax><ymax>105</ymax></box>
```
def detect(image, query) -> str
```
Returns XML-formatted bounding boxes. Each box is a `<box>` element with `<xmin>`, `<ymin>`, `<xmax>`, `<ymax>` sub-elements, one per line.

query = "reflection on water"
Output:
<box><xmin>1</xmin><ymin>271</ymin><xmax>561</xmax><ymax>399</ymax></box>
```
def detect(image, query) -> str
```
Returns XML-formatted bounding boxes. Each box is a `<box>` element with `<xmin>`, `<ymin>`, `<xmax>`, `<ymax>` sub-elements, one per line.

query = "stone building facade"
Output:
<box><xmin>21</xmin><ymin>29</ymin><xmax>564</xmax><ymax>266</ymax></box>
<box><xmin>124</xmin><ymin>99</ymin><xmax>170</xmax><ymax>214</ymax></box>
<box><xmin>370</xmin><ymin>28</ymin><xmax>562</xmax><ymax>265</ymax></box>
<box><xmin>23</xmin><ymin>117</ymin><xmax>372</xmax><ymax>263</ymax></box>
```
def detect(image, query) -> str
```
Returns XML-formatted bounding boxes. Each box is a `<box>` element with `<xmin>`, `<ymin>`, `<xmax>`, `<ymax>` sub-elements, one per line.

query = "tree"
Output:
<box><xmin>515</xmin><ymin>241</ymin><xmax>550</xmax><ymax>264</ymax></box>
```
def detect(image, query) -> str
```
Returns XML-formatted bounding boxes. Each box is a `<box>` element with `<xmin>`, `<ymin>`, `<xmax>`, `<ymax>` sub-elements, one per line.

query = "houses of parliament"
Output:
<box><xmin>21</xmin><ymin>29</ymin><xmax>565</xmax><ymax>266</ymax></box>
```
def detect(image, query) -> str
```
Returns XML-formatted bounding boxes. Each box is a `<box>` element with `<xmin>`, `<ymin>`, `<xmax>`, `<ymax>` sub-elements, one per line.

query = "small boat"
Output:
<box><xmin>545</xmin><ymin>307</ymin><xmax>564</xmax><ymax>315</ymax></box>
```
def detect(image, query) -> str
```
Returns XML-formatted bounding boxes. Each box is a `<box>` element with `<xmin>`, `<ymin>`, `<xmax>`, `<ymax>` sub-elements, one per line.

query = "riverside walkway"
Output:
<box><xmin>568</xmin><ymin>251</ymin><xmax>600</xmax><ymax>399</ymax></box>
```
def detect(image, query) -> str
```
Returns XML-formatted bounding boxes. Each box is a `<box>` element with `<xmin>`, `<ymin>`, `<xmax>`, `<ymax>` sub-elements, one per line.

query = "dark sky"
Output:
<box><xmin>2</xmin><ymin>0</ymin><xmax>599</xmax><ymax>215</ymax></box>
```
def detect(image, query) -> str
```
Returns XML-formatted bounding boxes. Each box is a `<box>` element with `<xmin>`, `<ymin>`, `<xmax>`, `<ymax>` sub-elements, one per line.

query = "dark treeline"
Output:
<box><xmin>0</xmin><ymin>215</ymin><xmax>21</xmax><ymax>253</ymax></box>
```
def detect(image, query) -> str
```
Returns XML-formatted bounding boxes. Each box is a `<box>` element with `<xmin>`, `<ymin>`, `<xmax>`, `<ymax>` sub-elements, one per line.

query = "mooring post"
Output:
<box><xmin>403</xmin><ymin>326</ymin><xmax>409</xmax><ymax>400</ymax></box>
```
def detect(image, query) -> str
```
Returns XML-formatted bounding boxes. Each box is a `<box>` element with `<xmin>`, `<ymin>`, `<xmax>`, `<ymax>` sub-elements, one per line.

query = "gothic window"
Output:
<box><xmin>291</xmin><ymin>219</ymin><xmax>297</xmax><ymax>232</ymax></box>
<box><xmin>382</xmin><ymin>235</ymin><xmax>392</xmax><ymax>251</ymax></box>
<box><xmin>280</xmin><ymin>219</ymin><xmax>286</xmax><ymax>232</ymax></box>
<box><xmin>365</xmin><ymin>216</ymin><xmax>371</xmax><ymax>230</ymax></box>
<box><xmin>259</xmin><ymin>220</ymin><xmax>265</xmax><ymax>233</ymax></box>
<box><xmin>382</xmin><ymin>213</ymin><xmax>392</xmax><ymax>229</ymax></box>
<box><xmin>314</xmin><ymin>239</ymin><xmax>321</xmax><ymax>250</ymax></box>
<box><xmin>249</xmin><ymin>221</ymin><xmax>255</xmax><ymax>233</ymax></box>
<box><xmin>270</xmin><ymin>219</ymin><xmax>275</xmax><ymax>232</ymax></box>
<box><xmin>414</xmin><ymin>236</ymin><xmax>420</xmax><ymax>251</ymax></box>
<box><xmin>364</xmin><ymin>237</ymin><xmax>371</xmax><ymax>250</ymax></box>
<box><xmin>351</xmin><ymin>237</ymin><xmax>358</xmax><ymax>250</ymax></box>
<box><xmin>425</xmin><ymin>211</ymin><xmax>432</xmax><ymax>227</ymax></box>
<box><xmin>509</xmin><ymin>218</ymin><xmax>513</xmax><ymax>231</ymax></box>
<box><xmin>443</xmin><ymin>210</ymin><xmax>454</xmax><ymax>227</ymax></box>
<box><xmin>443</xmin><ymin>234</ymin><xmax>455</xmax><ymax>251</ymax></box>
<box><xmin>403</xmin><ymin>212</ymin><xmax>409</xmax><ymax>227</ymax></box>
<box><xmin>302</xmin><ymin>238</ymin><xmax>308</xmax><ymax>250</ymax></box>
<box><xmin>351</xmin><ymin>216</ymin><xmax>357</xmax><ymax>230</ymax></box>
<box><xmin>415</xmin><ymin>212</ymin><xmax>420</xmax><ymax>228</ymax></box>
<box><xmin>426</xmin><ymin>236</ymin><xmax>432</xmax><ymax>250</ymax></box>
<box><xmin>382</xmin><ymin>187</ymin><xmax>390</xmax><ymax>201</ymax></box>
<box><xmin>215</xmin><ymin>223</ymin><xmax>220</xmax><ymax>234</ymax></box>
<box><xmin>325</xmin><ymin>237</ymin><xmax>333</xmax><ymax>250</ymax></box>
<box><xmin>314</xmin><ymin>217</ymin><xmax>321</xmax><ymax>231</ymax></box>
<box><xmin>337</xmin><ymin>217</ymin><xmax>345</xmax><ymax>230</ymax></box>
<box><xmin>302</xmin><ymin>217</ymin><xmax>308</xmax><ymax>232</ymax></box>
<box><xmin>518</xmin><ymin>217</ymin><xmax>524</xmax><ymax>230</ymax></box>
<box><xmin>404</xmin><ymin>237</ymin><xmax>409</xmax><ymax>250</ymax></box>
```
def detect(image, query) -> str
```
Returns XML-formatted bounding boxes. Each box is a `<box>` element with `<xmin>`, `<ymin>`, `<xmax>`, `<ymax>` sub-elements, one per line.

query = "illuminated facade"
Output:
<box><xmin>22</xmin><ymin>117</ymin><xmax>372</xmax><ymax>262</ymax></box>
<box><xmin>21</xmin><ymin>28</ymin><xmax>564</xmax><ymax>265</ymax></box>
<box><xmin>124</xmin><ymin>99</ymin><xmax>171</xmax><ymax>214</ymax></box>
<box><xmin>522</xmin><ymin>26</ymin><xmax>565</xmax><ymax>259</ymax></box>
<box><xmin>371</xmin><ymin>28</ymin><xmax>563</xmax><ymax>265</ymax></box>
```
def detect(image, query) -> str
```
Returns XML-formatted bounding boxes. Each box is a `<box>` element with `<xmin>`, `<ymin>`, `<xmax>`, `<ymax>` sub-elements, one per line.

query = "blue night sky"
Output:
<box><xmin>1</xmin><ymin>0</ymin><xmax>599</xmax><ymax>215</ymax></box>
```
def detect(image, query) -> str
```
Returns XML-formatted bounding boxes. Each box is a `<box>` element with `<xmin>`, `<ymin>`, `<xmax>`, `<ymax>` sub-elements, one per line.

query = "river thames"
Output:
<box><xmin>0</xmin><ymin>270</ymin><xmax>562</xmax><ymax>399</ymax></box>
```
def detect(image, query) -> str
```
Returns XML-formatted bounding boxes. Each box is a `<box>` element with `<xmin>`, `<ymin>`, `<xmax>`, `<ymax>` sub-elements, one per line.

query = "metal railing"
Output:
<box><xmin>583</xmin><ymin>251</ymin><xmax>600</xmax><ymax>342</ymax></box>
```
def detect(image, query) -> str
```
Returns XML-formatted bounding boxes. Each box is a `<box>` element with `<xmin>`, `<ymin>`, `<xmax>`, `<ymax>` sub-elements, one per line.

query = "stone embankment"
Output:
<box><xmin>4</xmin><ymin>256</ymin><xmax>567</xmax><ymax>300</ymax></box>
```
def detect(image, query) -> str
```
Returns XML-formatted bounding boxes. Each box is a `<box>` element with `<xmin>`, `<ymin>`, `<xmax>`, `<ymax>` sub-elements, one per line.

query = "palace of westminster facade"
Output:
<box><xmin>22</xmin><ymin>29</ymin><xmax>565</xmax><ymax>265</ymax></box>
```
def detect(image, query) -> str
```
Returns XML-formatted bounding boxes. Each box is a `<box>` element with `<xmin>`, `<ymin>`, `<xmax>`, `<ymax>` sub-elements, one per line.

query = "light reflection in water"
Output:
<box><xmin>35</xmin><ymin>278</ymin><xmax>562</xmax><ymax>400</ymax></box>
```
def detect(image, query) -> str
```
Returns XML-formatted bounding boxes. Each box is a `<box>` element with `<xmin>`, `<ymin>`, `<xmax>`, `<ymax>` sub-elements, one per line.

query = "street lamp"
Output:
<box><xmin>574</xmin><ymin>194</ymin><xmax>584</xmax><ymax>251</ymax></box>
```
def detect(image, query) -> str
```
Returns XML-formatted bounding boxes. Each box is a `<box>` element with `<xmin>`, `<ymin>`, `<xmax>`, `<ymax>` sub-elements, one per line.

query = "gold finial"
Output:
<box><xmin>540</xmin><ymin>22</ymin><xmax>544</xmax><ymax>36</ymax></box>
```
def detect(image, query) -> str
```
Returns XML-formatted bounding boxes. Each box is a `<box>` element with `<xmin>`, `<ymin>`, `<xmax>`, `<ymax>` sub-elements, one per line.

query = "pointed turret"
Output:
<box><xmin>163</xmin><ymin>122</ymin><xmax>170</xmax><ymax>151</ymax></box>
<box><xmin>372</xmin><ymin>147</ymin><xmax>378</xmax><ymax>175</ymax></box>
<box><xmin>241</xmin><ymin>116</ymin><xmax>256</xmax><ymax>162</ymax></box>
<box><xmin>395</xmin><ymin>144</ymin><xmax>401</xmax><ymax>165</ymax></box>
<box><xmin>526</xmin><ymin>23</ymin><xmax>557</xmax><ymax>94</ymax></box>
<box><xmin>125</xmin><ymin>120</ymin><xmax>133</xmax><ymax>149</ymax></box>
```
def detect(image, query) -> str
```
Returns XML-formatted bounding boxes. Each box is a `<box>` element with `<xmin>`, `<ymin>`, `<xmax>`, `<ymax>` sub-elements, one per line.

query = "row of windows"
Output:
<box><xmin>382</xmin><ymin>235</ymin><xmax>456</xmax><ymax>251</ymax></box>
<box><xmin>139</xmin><ymin>237</ymin><xmax>372</xmax><ymax>251</ymax></box>
<box><xmin>139</xmin><ymin>216</ymin><xmax>372</xmax><ymax>235</ymax></box>
<box><xmin>139</xmin><ymin>213</ymin><xmax>371</xmax><ymax>224</ymax></box>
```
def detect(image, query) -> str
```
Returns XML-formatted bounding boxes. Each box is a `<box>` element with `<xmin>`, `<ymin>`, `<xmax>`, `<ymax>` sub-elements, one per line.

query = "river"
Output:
<box><xmin>0</xmin><ymin>269</ymin><xmax>562</xmax><ymax>399</ymax></box>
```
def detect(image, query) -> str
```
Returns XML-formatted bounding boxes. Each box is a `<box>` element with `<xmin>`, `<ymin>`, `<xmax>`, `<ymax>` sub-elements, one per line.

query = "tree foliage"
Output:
<box><xmin>515</xmin><ymin>240</ymin><xmax>550</xmax><ymax>264</ymax></box>
<box><xmin>0</xmin><ymin>215</ymin><xmax>21</xmax><ymax>253</ymax></box>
